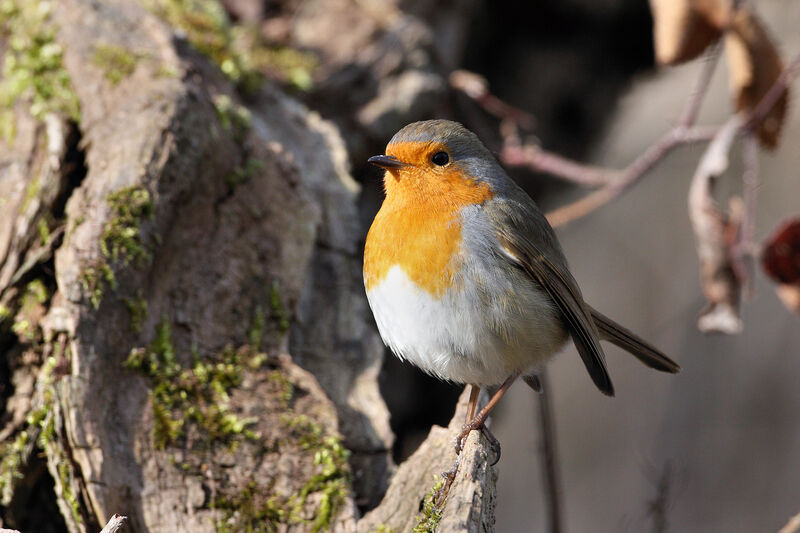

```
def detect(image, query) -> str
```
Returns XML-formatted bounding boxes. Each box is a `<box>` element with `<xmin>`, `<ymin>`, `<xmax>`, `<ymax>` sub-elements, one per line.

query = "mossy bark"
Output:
<box><xmin>0</xmin><ymin>0</ymin><xmax>494</xmax><ymax>531</ymax></box>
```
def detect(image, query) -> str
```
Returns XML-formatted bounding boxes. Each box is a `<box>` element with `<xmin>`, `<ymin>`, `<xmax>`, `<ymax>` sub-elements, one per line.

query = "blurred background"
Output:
<box><xmin>364</xmin><ymin>1</ymin><xmax>800</xmax><ymax>532</ymax></box>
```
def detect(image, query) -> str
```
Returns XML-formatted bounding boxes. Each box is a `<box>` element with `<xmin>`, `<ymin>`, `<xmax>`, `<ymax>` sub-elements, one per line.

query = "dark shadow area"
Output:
<box><xmin>3</xmin><ymin>454</ymin><xmax>69</xmax><ymax>533</ymax></box>
<box><xmin>378</xmin><ymin>350</ymin><xmax>463</xmax><ymax>463</ymax></box>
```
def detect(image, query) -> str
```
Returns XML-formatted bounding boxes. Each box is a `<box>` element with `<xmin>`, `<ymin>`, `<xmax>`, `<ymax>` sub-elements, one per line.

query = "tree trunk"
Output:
<box><xmin>0</xmin><ymin>0</ymin><xmax>494</xmax><ymax>531</ymax></box>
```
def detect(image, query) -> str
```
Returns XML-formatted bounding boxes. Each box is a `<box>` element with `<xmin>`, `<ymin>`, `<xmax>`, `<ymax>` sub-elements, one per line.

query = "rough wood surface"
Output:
<box><xmin>0</xmin><ymin>0</ymin><xmax>492</xmax><ymax>530</ymax></box>
<box><xmin>359</xmin><ymin>387</ymin><xmax>498</xmax><ymax>533</ymax></box>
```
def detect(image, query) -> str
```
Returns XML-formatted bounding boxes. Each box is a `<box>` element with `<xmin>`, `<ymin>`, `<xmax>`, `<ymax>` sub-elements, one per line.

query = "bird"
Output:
<box><xmin>363</xmin><ymin>119</ymin><xmax>679</xmax><ymax>452</ymax></box>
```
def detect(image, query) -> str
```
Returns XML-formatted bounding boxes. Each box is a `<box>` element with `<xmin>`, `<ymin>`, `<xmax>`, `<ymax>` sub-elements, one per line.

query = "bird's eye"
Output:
<box><xmin>431</xmin><ymin>151</ymin><xmax>449</xmax><ymax>166</ymax></box>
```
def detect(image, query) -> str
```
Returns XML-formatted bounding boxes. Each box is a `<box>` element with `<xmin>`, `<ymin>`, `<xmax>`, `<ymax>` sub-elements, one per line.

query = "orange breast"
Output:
<box><xmin>364</xmin><ymin>156</ymin><xmax>493</xmax><ymax>298</ymax></box>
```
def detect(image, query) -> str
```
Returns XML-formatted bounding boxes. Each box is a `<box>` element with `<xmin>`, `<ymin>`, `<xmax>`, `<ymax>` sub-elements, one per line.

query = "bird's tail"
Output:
<box><xmin>589</xmin><ymin>307</ymin><xmax>680</xmax><ymax>373</ymax></box>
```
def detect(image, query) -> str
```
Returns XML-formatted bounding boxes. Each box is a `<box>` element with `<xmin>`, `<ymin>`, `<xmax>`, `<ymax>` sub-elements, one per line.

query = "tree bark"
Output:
<box><xmin>0</xmin><ymin>0</ymin><xmax>494</xmax><ymax>531</ymax></box>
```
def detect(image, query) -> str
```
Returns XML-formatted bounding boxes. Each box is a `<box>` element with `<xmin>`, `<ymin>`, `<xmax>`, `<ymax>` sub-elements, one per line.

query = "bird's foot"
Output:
<box><xmin>453</xmin><ymin>421</ymin><xmax>502</xmax><ymax>465</ymax></box>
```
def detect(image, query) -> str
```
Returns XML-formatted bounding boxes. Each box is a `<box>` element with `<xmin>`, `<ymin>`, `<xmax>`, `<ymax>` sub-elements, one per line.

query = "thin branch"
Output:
<box><xmin>779</xmin><ymin>512</ymin><xmax>800</xmax><ymax>533</ymax></box>
<box><xmin>734</xmin><ymin>133</ymin><xmax>759</xmax><ymax>294</ymax></box>
<box><xmin>544</xmin><ymin>45</ymin><xmax>722</xmax><ymax>226</ymax></box>
<box><xmin>500</xmin><ymin>125</ymin><xmax>718</xmax><ymax>190</ymax></box>
<box><xmin>99</xmin><ymin>515</ymin><xmax>127</xmax><ymax>533</ymax></box>
<box><xmin>678</xmin><ymin>42</ymin><xmax>723</xmax><ymax>127</ymax></box>
<box><xmin>646</xmin><ymin>462</ymin><xmax>675</xmax><ymax>533</ymax></box>
<box><xmin>449</xmin><ymin>70</ymin><xmax>536</xmax><ymax>130</ymax></box>
<box><xmin>536</xmin><ymin>371</ymin><xmax>563</xmax><ymax>533</ymax></box>
<box><xmin>501</xmin><ymin>141</ymin><xmax>622</xmax><ymax>187</ymax></box>
<box><xmin>454</xmin><ymin>45</ymin><xmax>799</xmax><ymax>230</ymax></box>
<box><xmin>545</xmin><ymin>126</ymin><xmax>716</xmax><ymax>227</ymax></box>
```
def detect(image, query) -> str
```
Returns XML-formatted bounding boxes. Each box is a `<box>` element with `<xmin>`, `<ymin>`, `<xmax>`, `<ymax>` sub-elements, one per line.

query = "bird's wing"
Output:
<box><xmin>487</xmin><ymin>194</ymin><xmax>614</xmax><ymax>396</ymax></box>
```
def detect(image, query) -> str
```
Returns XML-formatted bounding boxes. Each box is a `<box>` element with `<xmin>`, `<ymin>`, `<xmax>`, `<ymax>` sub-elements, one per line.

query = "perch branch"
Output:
<box><xmin>357</xmin><ymin>388</ymin><xmax>497</xmax><ymax>532</ymax></box>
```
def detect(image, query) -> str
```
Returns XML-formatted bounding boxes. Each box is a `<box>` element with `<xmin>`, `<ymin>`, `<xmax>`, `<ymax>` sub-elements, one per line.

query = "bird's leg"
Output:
<box><xmin>465</xmin><ymin>384</ymin><xmax>480</xmax><ymax>423</ymax></box>
<box><xmin>455</xmin><ymin>372</ymin><xmax>519</xmax><ymax>455</ymax></box>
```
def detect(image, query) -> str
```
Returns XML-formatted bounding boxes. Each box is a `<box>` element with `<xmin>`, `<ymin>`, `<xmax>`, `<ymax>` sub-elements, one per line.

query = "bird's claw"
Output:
<box><xmin>453</xmin><ymin>421</ymin><xmax>502</xmax><ymax>465</ymax></box>
<box><xmin>480</xmin><ymin>425</ymin><xmax>502</xmax><ymax>465</ymax></box>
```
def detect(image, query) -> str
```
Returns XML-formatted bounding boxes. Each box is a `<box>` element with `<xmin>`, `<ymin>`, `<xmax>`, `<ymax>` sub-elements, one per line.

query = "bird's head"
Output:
<box><xmin>368</xmin><ymin>120</ymin><xmax>506</xmax><ymax>205</ymax></box>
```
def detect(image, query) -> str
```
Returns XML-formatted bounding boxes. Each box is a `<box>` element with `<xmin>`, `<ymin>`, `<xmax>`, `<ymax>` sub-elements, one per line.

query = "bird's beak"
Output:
<box><xmin>367</xmin><ymin>154</ymin><xmax>407</xmax><ymax>170</ymax></box>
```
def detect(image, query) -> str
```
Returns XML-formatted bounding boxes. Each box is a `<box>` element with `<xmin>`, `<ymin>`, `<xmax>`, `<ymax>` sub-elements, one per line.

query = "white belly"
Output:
<box><xmin>366</xmin><ymin>265</ymin><xmax>567</xmax><ymax>385</ymax></box>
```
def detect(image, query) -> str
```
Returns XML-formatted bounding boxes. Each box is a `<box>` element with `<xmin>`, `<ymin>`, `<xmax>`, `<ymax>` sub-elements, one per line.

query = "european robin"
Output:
<box><xmin>364</xmin><ymin>120</ymin><xmax>679</xmax><ymax>451</ymax></box>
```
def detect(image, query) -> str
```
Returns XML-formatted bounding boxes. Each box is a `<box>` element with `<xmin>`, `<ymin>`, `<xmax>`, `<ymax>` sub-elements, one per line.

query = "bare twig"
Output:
<box><xmin>99</xmin><ymin>515</ymin><xmax>127</xmax><ymax>533</ymax></box>
<box><xmin>678</xmin><ymin>42</ymin><xmax>723</xmax><ymax>127</ymax></box>
<box><xmin>450</xmin><ymin>70</ymin><xmax>536</xmax><ymax>130</ymax></box>
<box><xmin>454</xmin><ymin>45</ymin><xmax>799</xmax><ymax>233</ymax></box>
<box><xmin>779</xmin><ymin>512</ymin><xmax>800</xmax><ymax>533</ymax></box>
<box><xmin>734</xmin><ymin>132</ymin><xmax>759</xmax><ymax>293</ymax></box>
<box><xmin>536</xmin><ymin>371</ymin><xmax>563</xmax><ymax>533</ymax></box>
<box><xmin>688</xmin><ymin>116</ymin><xmax>744</xmax><ymax>333</ymax></box>
<box><xmin>544</xmin><ymin>46</ymin><xmax>723</xmax><ymax>226</ymax></box>
<box><xmin>646</xmin><ymin>462</ymin><xmax>675</xmax><ymax>533</ymax></box>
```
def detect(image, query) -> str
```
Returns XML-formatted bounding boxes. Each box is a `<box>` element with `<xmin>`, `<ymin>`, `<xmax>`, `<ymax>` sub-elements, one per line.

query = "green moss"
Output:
<box><xmin>0</xmin><ymin>356</ymin><xmax>57</xmax><ymax>506</ymax></box>
<box><xmin>284</xmin><ymin>415</ymin><xmax>351</xmax><ymax>532</ymax></box>
<box><xmin>11</xmin><ymin>278</ymin><xmax>48</xmax><ymax>341</ymax></box>
<box><xmin>79</xmin><ymin>261</ymin><xmax>115</xmax><ymax>310</ymax></box>
<box><xmin>124</xmin><ymin>291</ymin><xmax>148</xmax><ymax>333</ymax></box>
<box><xmin>127</xmin><ymin>318</ymin><xmax>350</xmax><ymax>531</ymax></box>
<box><xmin>0</xmin><ymin>430</ymin><xmax>29</xmax><ymax>505</ymax></box>
<box><xmin>214</xmin><ymin>482</ymin><xmax>284</xmax><ymax>533</ymax></box>
<box><xmin>267</xmin><ymin>370</ymin><xmax>293</xmax><ymax>406</ymax></box>
<box><xmin>213</xmin><ymin>411</ymin><xmax>350</xmax><ymax>533</ymax></box>
<box><xmin>90</xmin><ymin>43</ymin><xmax>139</xmax><ymax>86</ymax></box>
<box><xmin>0</xmin><ymin>0</ymin><xmax>80</xmax><ymax>142</ymax></box>
<box><xmin>226</xmin><ymin>158</ymin><xmax>263</xmax><ymax>190</ymax></box>
<box><xmin>57</xmin><ymin>458</ymin><xmax>82</xmax><ymax>526</ymax></box>
<box><xmin>25</xmin><ymin>279</ymin><xmax>48</xmax><ymax>304</ymax></box>
<box><xmin>102</xmin><ymin>186</ymin><xmax>155</xmax><ymax>266</ymax></box>
<box><xmin>124</xmin><ymin>320</ymin><xmax>262</xmax><ymax>450</ymax></box>
<box><xmin>249</xmin><ymin>45</ymin><xmax>317</xmax><ymax>91</ymax></box>
<box><xmin>412</xmin><ymin>477</ymin><xmax>446</xmax><ymax>533</ymax></box>
<box><xmin>248</xmin><ymin>305</ymin><xmax>265</xmax><ymax>350</ymax></box>
<box><xmin>20</xmin><ymin>174</ymin><xmax>41</xmax><ymax>212</ymax></box>
<box><xmin>145</xmin><ymin>0</ymin><xmax>317</xmax><ymax>92</ymax></box>
<box><xmin>80</xmin><ymin>186</ymin><xmax>154</xmax><ymax>308</ymax></box>
<box><xmin>37</xmin><ymin>217</ymin><xmax>51</xmax><ymax>245</ymax></box>
<box><xmin>213</xmin><ymin>94</ymin><xmax>251</xmax><ymax>142</ymax></box>
<box><xmin>155</xmin><ymin>63</ymin><xmax>179</xmax><ymax>78</ymax></box>
<box><xmin>269</xmin><ymin>282</ymin><xmax>289</xmax><ymax>334</ymax></box>
<box><xmin>145</xmin><ymin>0</ymin><xmax>260</xmax><ymax>91</ymax></box>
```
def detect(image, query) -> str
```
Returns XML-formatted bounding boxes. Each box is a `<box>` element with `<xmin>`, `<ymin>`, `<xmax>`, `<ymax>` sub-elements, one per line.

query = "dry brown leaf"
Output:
<box><xmin>724</xmin><ymin>8</ymin><xmax>788</xmax><ymax>148</ymax></box>
<box><xmin>650</xmin><ymin>0</ymin><xmax>728</xmax><ymax>65</ymax></box>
